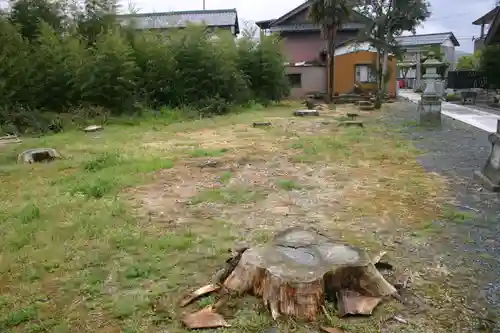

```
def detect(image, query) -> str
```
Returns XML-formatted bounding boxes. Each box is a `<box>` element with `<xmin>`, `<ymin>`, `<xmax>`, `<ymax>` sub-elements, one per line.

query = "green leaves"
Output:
<box><xmin>0</xmin><ymin>14</ymin><xmax>289</xmax><ymax>131</ymax></box>
<box><xmin>480</xmin><ymin>45</ymin><xmax>500</xmax><ymax>89</ymax></box>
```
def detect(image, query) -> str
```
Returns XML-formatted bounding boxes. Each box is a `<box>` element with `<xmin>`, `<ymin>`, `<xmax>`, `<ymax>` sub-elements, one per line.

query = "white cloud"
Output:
<box><xmin>119</xmin><ymin>0</ymin><xmax>495</xmax><ymax>52</ymax></box>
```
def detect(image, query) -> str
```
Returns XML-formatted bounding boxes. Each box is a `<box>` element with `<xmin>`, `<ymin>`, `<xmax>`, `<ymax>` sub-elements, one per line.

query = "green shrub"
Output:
<box><xmin>445</xmin><ymin>94</ymin><xmax>460</xmax><ymax>101</ymax></box>
<box><xmin>0</xmin><ymin>9</ymin><xmax>289</xmax><ymax>132</ymax></box>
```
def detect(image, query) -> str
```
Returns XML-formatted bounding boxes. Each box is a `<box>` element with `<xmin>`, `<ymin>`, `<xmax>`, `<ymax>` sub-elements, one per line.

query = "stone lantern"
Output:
<box><xmin>417</xmin><ymin>52</ymin><xmax>443</xmax><ymax>125</ymax></box>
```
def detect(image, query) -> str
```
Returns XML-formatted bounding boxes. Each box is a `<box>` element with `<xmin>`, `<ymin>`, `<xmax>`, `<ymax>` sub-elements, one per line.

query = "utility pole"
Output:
<box><xmin>203</xmin><ymin>0</ymin><xmax>206</xmax><ymax>10</ymax></box>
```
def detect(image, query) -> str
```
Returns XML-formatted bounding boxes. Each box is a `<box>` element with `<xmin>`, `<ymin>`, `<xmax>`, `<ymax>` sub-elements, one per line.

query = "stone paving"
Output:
<box><xmin>398</xmin><ymin>89</ymin><xmax>500</xmax><ymax>133</ymax></box>
<box><xmin>384</xmin><ymin>101</ymin><xmax>500</xmax><ymax>332</ymax></box>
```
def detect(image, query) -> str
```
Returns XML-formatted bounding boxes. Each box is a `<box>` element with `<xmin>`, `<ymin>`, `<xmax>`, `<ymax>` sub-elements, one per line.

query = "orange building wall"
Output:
<box><xmin>334</xmin><ymin>51</ymin><xmax>397</xmax><ymax>96</ymax></box>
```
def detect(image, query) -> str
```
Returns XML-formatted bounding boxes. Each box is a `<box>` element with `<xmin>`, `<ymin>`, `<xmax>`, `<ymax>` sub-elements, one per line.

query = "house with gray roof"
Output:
<box><xmin>394</xmin><ymin>32</ymin><xmax>460</xmax><ymax>89</ymax></box>
<box><xmin>116</xmin><ymin>9</ymin><xmax>239</xmax><ymax>36</ymax></box>
<box><xmin>472</xmin><ymin>7</ymin><xmax>499</xmax><ymax>51</ymax></box>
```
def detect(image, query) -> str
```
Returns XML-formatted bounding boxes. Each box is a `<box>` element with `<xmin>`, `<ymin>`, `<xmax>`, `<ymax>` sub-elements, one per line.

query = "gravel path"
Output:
<box><xmin>384</xmin><ymin>101</ymin><xmax>500</xmax><ymax>331</ymax></box>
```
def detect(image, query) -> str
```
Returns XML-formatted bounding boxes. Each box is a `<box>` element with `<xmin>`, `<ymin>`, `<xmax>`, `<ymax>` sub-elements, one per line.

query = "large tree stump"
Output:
<box><xmin>223</xmin><ymin>228</ymin><xmax>396</xmax><ymax>321</ymax></box>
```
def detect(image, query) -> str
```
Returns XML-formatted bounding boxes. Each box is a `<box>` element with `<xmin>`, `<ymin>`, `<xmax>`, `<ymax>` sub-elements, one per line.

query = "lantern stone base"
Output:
<box><xmin>473</xmin><ymin>131</ymin><xmax>500</xmax><ymax>192</ymax></box>
<box><xmin>473</xmin><ymin>170</ymin><xmax>500</xmax><ymax>192</ymax></box>
<box><xmin>418</xmin><ymin>98</ymin><xmax>442</xmax><ymax>126</ymax></box>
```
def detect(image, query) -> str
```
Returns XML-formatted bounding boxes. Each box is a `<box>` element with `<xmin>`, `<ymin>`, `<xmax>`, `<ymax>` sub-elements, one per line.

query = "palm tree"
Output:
<box><xmin>308</xmin><ymin>0</ymin><xmax>351</xmax><ymax>103</ymax></box>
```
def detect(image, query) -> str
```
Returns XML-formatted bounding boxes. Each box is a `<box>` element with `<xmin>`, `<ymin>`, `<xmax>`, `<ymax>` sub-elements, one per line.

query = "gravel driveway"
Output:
<box><xmin>385</xmin><ymin>101</ymin><xmax>500</xmax><ymax>331</ymax></box>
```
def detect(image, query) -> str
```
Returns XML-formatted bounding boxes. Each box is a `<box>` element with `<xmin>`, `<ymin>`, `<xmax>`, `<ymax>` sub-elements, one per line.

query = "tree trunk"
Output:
<box><xmin>330</xmin><ymin>27</ymin><xmax>337</xmax><ymax>101</ymax></box>
<box><xmin>375</xmin><ymin>48</ymin><xmax>383</xmax><ymax>108</ymax></box>
<box><xmin>326</xmin><ymin>28</ymin><xmax>333</xmax><ymax>103</ymax></box>
<box><xmin>381</xmin><ymin>35</ymin><xmax>390</xmax><ymax>96</ymax></box>
<box><xmin>223</xmin><ymin>228</ymin><xmax>397</xmax><ymax>321</ymax></box>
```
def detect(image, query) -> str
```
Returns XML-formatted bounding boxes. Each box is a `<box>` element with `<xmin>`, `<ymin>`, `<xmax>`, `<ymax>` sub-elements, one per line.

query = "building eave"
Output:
<box><xmin>472</xmin><ymin>7</ymin><xmax>499</xmax><ymax>25</ymax></box>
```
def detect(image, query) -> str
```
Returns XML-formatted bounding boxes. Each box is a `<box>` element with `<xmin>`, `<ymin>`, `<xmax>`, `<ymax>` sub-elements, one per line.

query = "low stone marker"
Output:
<box><xmin>474</xmin><ymin>120</ymin><xmax>500</xmax><ymax>192</ymax></box>
<box><xmin>294</xmin><ymin>109</ymin><xmax>319</xmax><ymax>117</ymax></box>
<box><xmin>252</xmin><ymin>122</ymin><xmax>272</xmax><ymax>127</ymax></box>
<box><xmin>18</xmin><ymin>148</ymin><xmax>61</xmax><ymax>164</ymax></box>
<box><xmin>339</xmin><ymin>121</ymin><xmax>364</xmax><ymax>128</ymax></box>
<box><xmin>84</xmin><ymin>125</ymin><xmax>103</xmax><ymax>133</ymax></box>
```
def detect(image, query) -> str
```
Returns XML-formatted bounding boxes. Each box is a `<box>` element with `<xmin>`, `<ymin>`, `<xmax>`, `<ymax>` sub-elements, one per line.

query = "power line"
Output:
<box><xmin>426</xmin><ymin>12</ymin><xmax>472</xmax><ymax>22</ymax></box>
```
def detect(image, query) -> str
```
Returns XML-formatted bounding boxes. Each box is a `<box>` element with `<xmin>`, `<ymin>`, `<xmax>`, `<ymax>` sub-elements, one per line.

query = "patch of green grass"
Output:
<box><xmin>442</xmin><ymin>207</ymin><xmax>477</xmax><ymax>223</ymax></box>
<box><xmin>218</xmin><ymin>171</ymin><xmax>233</xmax><ymax>184</ymax></box>
<box><xmin>0</xmin><ymin>306</ymin><xmax>38</xmax><ymax>330</ymax></box>
<box><xmin>276</xmin><ymin>179</ymin><xmax>302</xmax><ymax>191</ymax></box>
<box><xmin>0</xmin><ymin>104</ymin><xmax>470</xmax><ymax>333</ymax></box>
<box><xmin>83</xmin><ymin>151</ymin><xmax>121</xmax><ymax>172</ymax></box>
<box><xmin>191</xmin><ymin>186</ymin><xmax>266</xmax><ymax>205</ymax></box>
<box><xmin>70</xmin><ymin>177</ymin><xmax>117</xmax><ymax>199</ymax></box>
<box><xmin>187</xmin><ymin>147</ymin><xmax>229</xmax><ymax>157</ymax></box>
<box><xmin>19</xmin><ymin>202</ymin><xmax>41</xmax><ymax>223</ymax></box>
<box><xmin>290</xmin><ymin>135</ymin><xmax>354</xmax><ymax>162</ymax></box>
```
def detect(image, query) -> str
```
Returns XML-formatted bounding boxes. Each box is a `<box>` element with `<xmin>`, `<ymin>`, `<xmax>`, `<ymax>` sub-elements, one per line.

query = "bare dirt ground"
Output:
<box><xmin>127</xmin><ymin>103</ymin><xmax>480</xmax><ymax>333</ymax></box>
<box><xmin>0</xmin><ymin>102</ymin><xmax>490</xmax><ymax>333</ymax></box>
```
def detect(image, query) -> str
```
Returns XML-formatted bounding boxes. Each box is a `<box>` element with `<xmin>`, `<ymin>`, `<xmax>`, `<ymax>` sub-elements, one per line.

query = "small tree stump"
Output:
<box><xmin>339</xmin><ymin>121</ymin><xmax>363</xmax><ymax>128</ymax></box>
<box><xmin>253</xmin><ymin>122</ymin><xmax>272</xmax><ymax>127</ymax></box>
<box><xmin>18</xmin><ymin>148</ymin><xmax>61</xmax><ymax>164</ymax></box>
<box><xmin>294</xmin><ymin>110</ymin><xmax>319</xmax><ymax>117</ymax></box>
<box><xmin>223</xmin><ymin>228</ymin><xmax>396</xmax><ymax>321</ymax></box>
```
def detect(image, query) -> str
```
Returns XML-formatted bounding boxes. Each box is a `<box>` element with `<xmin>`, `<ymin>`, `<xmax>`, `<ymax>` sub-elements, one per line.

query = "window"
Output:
<box><xmin>355</xmin><ymin>65</ymin><xmax>376</xmax><ymax>83</ymax></box>
<box><xmin>287</xmin><ymin>73</ymin><xmax>302</xmax><ymax>88</ymax></box>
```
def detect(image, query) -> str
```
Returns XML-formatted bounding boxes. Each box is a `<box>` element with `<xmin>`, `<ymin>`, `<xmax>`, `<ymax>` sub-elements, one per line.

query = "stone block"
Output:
<box><xmin>358</xmin><ymin>100</ymin><xmax>372</xmax><ymax>107</ymax></box>
<box><xmin>84</xmin><ymin>125</ymin><xmax>103</xmax><ymax>133</ymax></box>
<box><xmin>0</xmin><ymin>135</ymin><xmax>21</xmax><ymax>145</ymax></box>
<box><xmin>339</xmin><ymin>121</ymin><xmax>363</xmax><ymax>128</ymax></box>
<box><xmin>359</xmin><ymin>105</ymin><xmax>375</xmax><ymax>111</ymax></box>
<box><xmin>294</xmin><ymin>110</ymin><xmax>319</xmax><ymax>117</ymax></box>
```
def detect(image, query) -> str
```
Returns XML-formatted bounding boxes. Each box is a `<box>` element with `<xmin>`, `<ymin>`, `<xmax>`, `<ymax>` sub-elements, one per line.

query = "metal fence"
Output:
<box><xmin>447</xmin><ymin>70</ymin><xmax>489</xmax><ymax>89</ymax></box>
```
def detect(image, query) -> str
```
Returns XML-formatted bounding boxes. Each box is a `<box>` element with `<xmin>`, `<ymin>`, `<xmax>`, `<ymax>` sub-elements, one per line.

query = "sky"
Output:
<box><xmin>122</xmin><ymin>0</ymin><xmax>498</xmax><ymax>53</ymax></box>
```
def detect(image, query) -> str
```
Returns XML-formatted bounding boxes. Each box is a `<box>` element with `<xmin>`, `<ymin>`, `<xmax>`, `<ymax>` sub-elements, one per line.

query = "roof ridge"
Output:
<box><xmin>118</xmin><ymin>8</ymin><xmax>237</xmax><ymax>17</ymax></box>
<box><xmin>394</xmin><ymin>32</ymin><xmax>453</xmax><ymax>38</ymax></box>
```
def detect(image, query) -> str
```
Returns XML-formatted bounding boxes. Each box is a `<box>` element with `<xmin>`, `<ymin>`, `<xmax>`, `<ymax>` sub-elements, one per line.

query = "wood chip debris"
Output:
<box><xmin>337</xmin><ymin>290</ymin><xmax>382</xmax><ymax>317</ymax></box>
<box><xmin>180</xmin><ymin>284</ymin><xmax>220</xmax><ymax>307</ymax></box>
<box><xmin>182</xmin><ymin>306</ymin><xmax>231</xmax><ymax>329</ymax></box>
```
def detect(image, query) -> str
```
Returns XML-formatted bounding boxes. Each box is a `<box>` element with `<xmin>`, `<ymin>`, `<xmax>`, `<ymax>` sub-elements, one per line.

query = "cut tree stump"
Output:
<box><xmin>253</xmin><ymin>122</ymin><xmax>272</xmax><ymax>127</ymax></box>
<box><xmin>18</xmin><ymin>148</ymin><xmax>61</xmax><ymax>164</ymax></box>
<box><xmin>222</xmin><ymin>227</ymin><xmax>396</xmax><ymax>321</ymax></box>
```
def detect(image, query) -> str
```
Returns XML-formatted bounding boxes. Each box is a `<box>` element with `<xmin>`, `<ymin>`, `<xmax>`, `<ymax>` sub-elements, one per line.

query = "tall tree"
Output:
<box><xmin>480</xmin><ymin>44</ymin><xmax>500</xmax><ymax>89</ymax></box>
<box><xmin>309</xmin><ymin>0</ymin><xmax>351</xmax><ymax>102</ymax></box>
<box><xmin>457</xmin><ymin>51</ymin><xmax>481</xmax><ymax>70</ymax></box>
<box><xmin>356</xmin><ymin>0</ymin><xmax>430</xmax><ymax>101</ymax></box>
<box><xmin>77</xmin><ymin>0</ymin><xmax>119</xmax><ymax>46</ymax></box>
<box><xmin>8</xmin><ymin>0</ymin><xmax>64</xmax><ymax>41</ymax></box>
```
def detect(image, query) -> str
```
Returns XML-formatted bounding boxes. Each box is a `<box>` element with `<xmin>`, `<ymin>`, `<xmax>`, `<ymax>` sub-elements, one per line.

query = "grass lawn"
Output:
<box><xmin>0</xmin><ymin>102</ymin><xmax>480</xmax><ymax>333</ymax></box>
